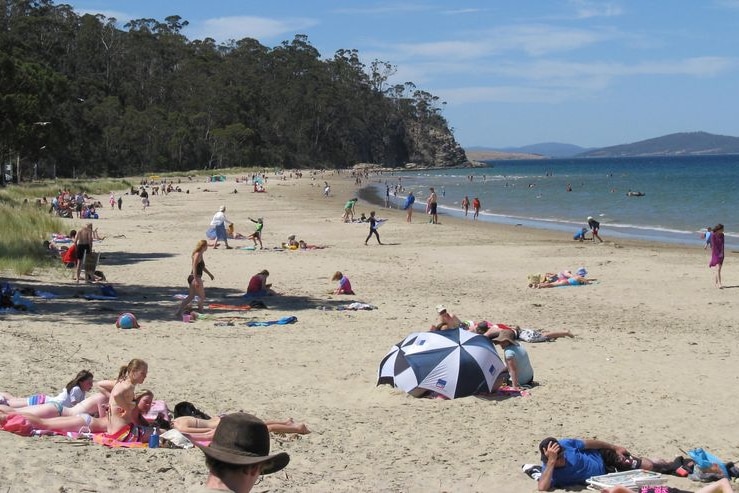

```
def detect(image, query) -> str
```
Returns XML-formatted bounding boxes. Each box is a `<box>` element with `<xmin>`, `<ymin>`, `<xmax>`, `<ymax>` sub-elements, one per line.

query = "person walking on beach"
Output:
<box><xmin>427</xmin><ymin>187</ymin><xmax>438</xmax><ymax>224</ymax></box>
<box><xmin>472</xmin><ymin>197</ymin><xmax>481</xmax><ymax>220</ymax></box>
<box><xmin>587</xmin><ymin>216</ymin><xmax>603</xmax><ymax>242</ymax></box>
<box><xmin>117</xmin><ymin>196</ymin><xmax>122</xmax><ymax>210</ymax></box>
<box><xmin>211</xmin><ymin>205</ymin><xmax>232</xmax><ymax>249</ymax></box>
<box><xmin>403</xmin><ymin>191</ymin><xmax>415</xmax><ymax>223</ymax></box>
<box><xmin>461</xmin><ymin>196</ymin><xmax>470</xmax><ymax>216</ymax></box>
<box><xmin>709</xmin><ymin>223</ymin><xmax>725</xmax><ymax>288</ymax></box>
<box><xmin>176</xmin><ymin>240</ymin><xmax>214</xmax><ymax>318</ymax></box>
<box><xmin>364</xmin><ymin>211</ymin><xmax>383</xmax><ymax>245</ymax></box>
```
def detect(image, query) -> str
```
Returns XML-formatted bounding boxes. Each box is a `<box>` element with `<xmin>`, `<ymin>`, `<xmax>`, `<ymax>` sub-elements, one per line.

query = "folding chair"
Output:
<box><xmin>82</xmin><ymin>251</ymin><xmax>101</xmax><ymax>283</ymax></box>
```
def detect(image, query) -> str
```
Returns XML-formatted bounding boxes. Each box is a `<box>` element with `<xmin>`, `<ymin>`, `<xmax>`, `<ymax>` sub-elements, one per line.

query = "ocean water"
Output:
<box><xmin>373</xmin><ymin>155</ymin><xmax>739</xmax><ymax>249</ymax></box>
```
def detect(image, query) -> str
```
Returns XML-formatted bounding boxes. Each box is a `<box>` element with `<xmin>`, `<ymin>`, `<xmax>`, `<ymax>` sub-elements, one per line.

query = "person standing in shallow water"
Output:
<box><xmin>709</xmin><ymin>223</ymin><xmax>725</xmax><ymax>288</ymax></box>
<box><xmin>461</xmin><ymin>196</ymin><xmax>470</xmax><ymax>217</ymax></box>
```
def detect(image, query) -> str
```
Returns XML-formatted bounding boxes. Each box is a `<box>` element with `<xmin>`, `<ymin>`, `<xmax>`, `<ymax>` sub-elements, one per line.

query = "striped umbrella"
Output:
<box><xmin>400</xmin><ymin>328</ymin><xmax>507</xmax><ymax>399</ymax></box>
<box><xmin>377</xmin><ymin>332</ymin><xmax>423</xmax><ymax>394</ymax></box>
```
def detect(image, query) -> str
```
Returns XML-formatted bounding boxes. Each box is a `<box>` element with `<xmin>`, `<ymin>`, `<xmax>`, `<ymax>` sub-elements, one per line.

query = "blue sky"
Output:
<box><xmin>70</xmin><ymin>0</ymin><xmax>739</xmax><ymax>149</ymax></box>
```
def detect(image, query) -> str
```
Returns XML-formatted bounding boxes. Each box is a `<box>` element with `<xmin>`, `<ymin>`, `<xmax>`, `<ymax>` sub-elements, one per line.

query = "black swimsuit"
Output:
<box><xmin>188</xmin><ymin>260</ymin><xmax>205</xmax><ymax>285</ymax></box>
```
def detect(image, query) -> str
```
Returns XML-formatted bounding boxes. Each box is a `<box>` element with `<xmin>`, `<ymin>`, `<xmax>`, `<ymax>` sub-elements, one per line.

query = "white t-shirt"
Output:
<box><xmin>210</xmin><ymin>211</ymin><xmax>228</xmax><ymax>227</ymax></box>
<box><xmin>51</xmin><ymin>386</ymin><xmax>85</xmax><ymax>407</ymax></box>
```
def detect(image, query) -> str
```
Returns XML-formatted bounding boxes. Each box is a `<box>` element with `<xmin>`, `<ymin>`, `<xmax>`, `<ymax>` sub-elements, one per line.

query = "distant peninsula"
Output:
<box><xmin>468</xmin><ymin>131</ymin><xmax>739</xmax><ymax>160</ymax></box>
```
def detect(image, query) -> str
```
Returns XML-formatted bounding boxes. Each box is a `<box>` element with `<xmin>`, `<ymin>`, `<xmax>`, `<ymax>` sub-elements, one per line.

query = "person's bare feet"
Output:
<box><xmin>565</xmin><ymin>331</ymin><xmax>575</xmax><ymax>338</ymax></box>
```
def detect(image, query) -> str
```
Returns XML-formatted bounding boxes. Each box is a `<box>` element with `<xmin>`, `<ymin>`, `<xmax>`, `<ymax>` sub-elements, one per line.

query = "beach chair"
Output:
<box><xmin>82</xmin><ymin>251</ymin><xmax>101</xmax><ymax>283</ymax></box>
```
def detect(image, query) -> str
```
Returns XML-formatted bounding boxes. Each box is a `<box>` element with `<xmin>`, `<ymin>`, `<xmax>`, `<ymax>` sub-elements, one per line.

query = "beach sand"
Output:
<box><xmin>0</xmin><ymin>172</ymin><xmax>737</xmax><ymax>492</ymax></box>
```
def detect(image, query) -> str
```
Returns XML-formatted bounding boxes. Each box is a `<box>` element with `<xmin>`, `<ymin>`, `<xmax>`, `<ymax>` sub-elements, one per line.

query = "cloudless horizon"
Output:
<box><xmin>69</xmin><ymin>0</ymin><xmax>739</xmax><ymax>149</ymax></box>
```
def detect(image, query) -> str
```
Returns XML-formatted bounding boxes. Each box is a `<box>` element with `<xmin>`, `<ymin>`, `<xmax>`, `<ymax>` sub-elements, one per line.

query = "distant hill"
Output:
<box><xmin>577</xmin><ymin>132</ymin><xmax>739</xmax><ymax>158</ymax></box>
<box><xmin>464</xmin><ymin>147</ymin><xmax>545</xmax><ymax>161</ymax></box>
<box><xmin>500</xmin><ymin>142</ymin><xmax>592</xmax><ymax>158</ymax></box>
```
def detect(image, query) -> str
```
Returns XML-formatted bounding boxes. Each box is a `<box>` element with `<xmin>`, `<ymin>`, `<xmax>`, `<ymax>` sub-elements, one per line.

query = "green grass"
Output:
<box><xmin>0</xmin><ymin>203</ymin><xmax>64</xmax><ymax>275</ymax></box>
<box><xmin>0</xmin><ymin>178</ymin><xmax>133</xmax><ymax>275</ymax></box>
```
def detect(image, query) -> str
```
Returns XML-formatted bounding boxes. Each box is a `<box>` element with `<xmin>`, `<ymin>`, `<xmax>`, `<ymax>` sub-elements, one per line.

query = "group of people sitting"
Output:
<box><xmin>0</xmin><ymin>360</ymin><xmax>310</xmax><ymax>492</ymax></box>
<box><xmin>45</xmin><ymin>225</ymin><xmax>106</xmax><ymax>282</ymax></box>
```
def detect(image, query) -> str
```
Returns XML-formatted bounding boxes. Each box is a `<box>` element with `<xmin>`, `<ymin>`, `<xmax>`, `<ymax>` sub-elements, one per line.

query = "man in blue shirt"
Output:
<box><xmin>537</xmin><ymin>437</ymin><xmax>682</xmax><ymax>491</ymax></box>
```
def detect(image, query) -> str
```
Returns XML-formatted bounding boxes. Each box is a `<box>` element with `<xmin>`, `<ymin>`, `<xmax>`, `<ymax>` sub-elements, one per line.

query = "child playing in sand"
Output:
<box><xmin>331</xmin><ymin>272</ymin><xmax>355</xmax><ymax>295</ymax></box>
<box><xmin>247</xmin><ymin>217</ymin><xmax>264</xmax><ymax>249</ymax></box>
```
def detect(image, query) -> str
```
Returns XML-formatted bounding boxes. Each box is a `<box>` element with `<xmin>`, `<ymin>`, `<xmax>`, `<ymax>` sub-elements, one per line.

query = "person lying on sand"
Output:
<box><xmin>537</xmin><ymin>437</ymin><xmax>684</xmax><ymax>491</ymax></box>
<box><xmin>472</xmin><ymin>322</ymin><xmax>574</xmax><ymax>343</ymax></box>
<box><xmin>0</xmin><ymin>370</ymin><xmax>95</xmax><ymax>409</ymax></box>
<box><xmin>534</xmin><ymin>275</ymin><xmax>596</xmax><ymax>288</ymax></box>
<box><xmin>0</xmin><ymin>390</ymin><xmax>156</xmax><ymax>435</ymax></box>
<box><xmin>173</xmin><ymin>414</ymin><xmax>309</xmax><ymax>442</ymax></box>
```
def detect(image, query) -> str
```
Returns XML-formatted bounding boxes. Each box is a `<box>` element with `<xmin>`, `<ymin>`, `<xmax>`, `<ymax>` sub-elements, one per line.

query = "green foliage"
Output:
<box><xmin>0</xmin><ymin>203</ymin><xmax>63</xmax><ymax>274</ymax></box>
<box><xmin>0</xmin><ymin>1</ymin><xmax>467</xmax><ymax>178</ymax></box>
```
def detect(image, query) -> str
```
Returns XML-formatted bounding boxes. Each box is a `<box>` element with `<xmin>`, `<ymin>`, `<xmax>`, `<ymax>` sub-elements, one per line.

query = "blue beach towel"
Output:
<box><xmin>246</xmin><ymin>316</ymin><xmax>297</xmax><ymax>327</ymax></box>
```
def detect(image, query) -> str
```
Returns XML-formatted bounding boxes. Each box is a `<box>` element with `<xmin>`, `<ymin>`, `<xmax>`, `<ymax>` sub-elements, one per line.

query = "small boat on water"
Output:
<box><xmin>626</xmin><ymin>191</ymin><xmax>645</xmax><ymax>197</ymax></box>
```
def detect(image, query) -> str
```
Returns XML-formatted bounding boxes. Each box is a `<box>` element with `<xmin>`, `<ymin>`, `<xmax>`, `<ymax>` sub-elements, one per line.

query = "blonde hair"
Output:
<box><xmin>117</xmin><ymin>359</ymin><xmax>147</xmax><ymax>382</ymax></box>
<box><xmin>193</xmin><ymin>239</ymin><xmax>208</xmax><ymax>254</ymax></box>
<box><xmin>331</xmin><ymin>271</ymin><xmax>343</xmax><ymax>281</ymax></box>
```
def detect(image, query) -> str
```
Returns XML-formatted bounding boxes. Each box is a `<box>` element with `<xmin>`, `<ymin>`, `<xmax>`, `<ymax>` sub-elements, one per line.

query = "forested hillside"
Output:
<box><xmin>0</xmin><ymin>0</ymin><xmax>467</xmax><ymax>179</ymax></box>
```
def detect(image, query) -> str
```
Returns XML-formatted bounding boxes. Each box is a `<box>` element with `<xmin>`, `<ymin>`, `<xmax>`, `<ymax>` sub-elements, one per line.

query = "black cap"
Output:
<box><xmin>539</xmin><ymin>437</ymin><xmax>559</xmax><ymax>462</ymax></box>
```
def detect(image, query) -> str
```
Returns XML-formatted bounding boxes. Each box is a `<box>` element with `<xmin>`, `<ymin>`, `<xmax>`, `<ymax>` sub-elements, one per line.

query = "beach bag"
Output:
<box><xmin>2</xmin><ymin>415</ymin><xmax>34</xmax><ymax>436</ymax></box>
<box><xmin>527</xmin><ymin>274</ymin><xmax>542</xmax><ymax>285</ymax></box>
<box><xmin>687</xmin><ymin>447</ymin><xmax>729</xmax><ymax>482</ymax></box>
<box><xmin>205</xmin><ymin>227</ymin><xmax>216</xmax><ymax>240</ymax></box>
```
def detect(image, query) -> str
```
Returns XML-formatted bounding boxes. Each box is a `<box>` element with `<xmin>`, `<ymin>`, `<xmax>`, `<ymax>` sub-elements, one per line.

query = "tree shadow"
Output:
<box><xmin>1</xmin><ymin>277</ymin><xmax>335</xmax><ymax>325</ymax></box>
<box><xmin>96</xmin><ymin>251</ymin><xmax>176</xmax><ymax>266</ymax></box>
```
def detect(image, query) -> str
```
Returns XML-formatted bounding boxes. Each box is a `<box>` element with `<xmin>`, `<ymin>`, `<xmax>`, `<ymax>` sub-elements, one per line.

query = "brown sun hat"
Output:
<box><xmin>195</xmin><ymin>412</ymin><xmax>289</xmax><ymax>474</ymax></box>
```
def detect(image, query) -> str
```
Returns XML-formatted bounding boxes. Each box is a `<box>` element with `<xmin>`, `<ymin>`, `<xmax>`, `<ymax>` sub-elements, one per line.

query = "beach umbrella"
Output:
<box><xmin>377</xmin><ymin>332</ymin><xmax>420</xmax><ymax>391</ymax></box>
<box><xmin>401</xmin><ymin>329</ymin><xmax>507</xmax><ymax>399</ymax></box>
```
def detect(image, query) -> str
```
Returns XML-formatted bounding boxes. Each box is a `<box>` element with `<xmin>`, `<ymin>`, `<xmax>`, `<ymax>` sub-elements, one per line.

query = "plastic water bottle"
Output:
<box><xmin>148</xmin><ymin>427</ymin><xmax>159</xmax><ymax>448</ymax></box>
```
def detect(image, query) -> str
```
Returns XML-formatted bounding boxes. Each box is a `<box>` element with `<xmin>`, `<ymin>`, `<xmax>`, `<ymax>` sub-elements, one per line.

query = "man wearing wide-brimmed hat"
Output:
<box><xmin>195</xmin><ymin>412</ymin><xmax>290</xmax><ymax>492</ymax></box>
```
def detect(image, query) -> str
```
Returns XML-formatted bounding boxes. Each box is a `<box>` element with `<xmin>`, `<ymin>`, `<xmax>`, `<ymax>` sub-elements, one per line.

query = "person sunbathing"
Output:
<box><xmin>0</xmin><ymin>390</ymin><xmax>154</xmax><ymax>435</ymax></box>
<box><xmin>472</xmin><ymin>322</ymin><xmax>574</xmax><ymax>343</ymax></box>
<box><xmin>0</xmin><ymin>380</ymin><xmax>116</xmax><ymax>418</ymax></box>
<box><xmin>107</xmin><ymin>359</ymin><xmax>149</xmax><ymax>440</ymax></box>
<box><xmin>173</xmin><ymin>415</ymin><xmax>309</xmax><ymax>442</ymax></box>
<box><xmin>0</xmin><ymin>370</ymin><xmax>95</xmax><ymax>409</ymax></box>
<box><xmin>534</xmin><ymin>275</ymin><xmax>596</xmax><ymax>288</ymax></box>
<box><xmin>430</xmin><ymin>305</ymin><xmax>468</xmax><ymax>331</ymax></box>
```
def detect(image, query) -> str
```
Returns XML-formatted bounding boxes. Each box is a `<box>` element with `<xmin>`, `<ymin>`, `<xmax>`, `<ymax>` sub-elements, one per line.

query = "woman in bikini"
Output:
<box><xmin>176</xmin><ymin>240</ymin><xmax>214</xmax><ymax>318</ymax></box>
<box><xmin>172</xmin><ymin>414</ymin><xmax>309</xmax><ymax>442</ymax></box>
<box><xmin>106</xmin><ymin>359</ymin><xmax>150</xmax><ymax>442</ymax></box>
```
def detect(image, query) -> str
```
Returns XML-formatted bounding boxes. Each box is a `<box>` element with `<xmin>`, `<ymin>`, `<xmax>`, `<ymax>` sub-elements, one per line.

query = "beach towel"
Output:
<box><xmin>83</xmin><ymin>294</ymin><xmax>119</xmax><ymax>300</ymax></box>
<box><xmin>495</xmin><ymin>386</ymin><xmax>531</xmax><ymax>397</ymax></box>
<box><xmin>35</xmin><ymin>290</ymin><xmax>59</xmax><ymax>299</ymax></box>
<box><xmin>337</xmin><ymin>302</ymin><xmax>376</xmax><ymax>311</ymax></box>
<box><xmin>208</xmin><ymin>303</ymin><xmax>252</xmax><ymax>311</ymax></box>
<box><xmin>246</xmin><ymin>316</ymin><xmax>297</xmax><ymax>327</ymax></box>
<box><xmin>93</xmin><ymin>424</ymin><xmax>148</xmax><ymax>448</ymax></box>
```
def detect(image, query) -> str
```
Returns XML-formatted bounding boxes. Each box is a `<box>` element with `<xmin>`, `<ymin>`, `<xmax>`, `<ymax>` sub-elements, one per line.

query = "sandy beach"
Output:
<box><xmin>0</xmin><ymin>172</ymin><xmax>737</xmax><ymax>492</ymax></box>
